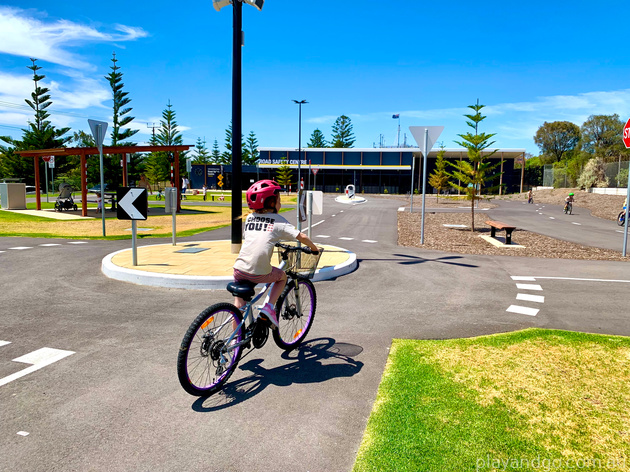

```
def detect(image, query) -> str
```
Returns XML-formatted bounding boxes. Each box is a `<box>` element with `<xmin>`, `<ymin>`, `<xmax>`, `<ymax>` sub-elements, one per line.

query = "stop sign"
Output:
<box><xmin>623</xmin><ymin>118</ymin><xmax>630</xmax><ymax>149</ymax></box>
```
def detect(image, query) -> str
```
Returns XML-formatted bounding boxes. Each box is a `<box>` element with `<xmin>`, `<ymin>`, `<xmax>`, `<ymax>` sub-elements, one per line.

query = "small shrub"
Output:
<box><xmin>384</xmin><ymin>188</ymin><xmax>389</xmax><ymax>194</ymax></box>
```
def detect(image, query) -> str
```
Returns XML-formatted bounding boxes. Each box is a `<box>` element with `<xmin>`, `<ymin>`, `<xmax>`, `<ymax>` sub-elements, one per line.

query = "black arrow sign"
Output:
<box><xmin>117</xmin><ymin>187</ymin><xmax>148</xmax><ymax>220</ymax></box>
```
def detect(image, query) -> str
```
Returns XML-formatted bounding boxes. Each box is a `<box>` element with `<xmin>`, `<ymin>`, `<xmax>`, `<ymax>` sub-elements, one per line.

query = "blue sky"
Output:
<box><xmin>1</xmin><ymin>0</ymin><xmax>629</xmax><ymax>156</ymax></box>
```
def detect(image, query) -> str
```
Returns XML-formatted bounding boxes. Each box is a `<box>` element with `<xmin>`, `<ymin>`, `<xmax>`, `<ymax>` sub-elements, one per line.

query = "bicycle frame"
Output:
<box><xmin>222</xmin><ymin>257</ymin><xmax>304</xmax><ymax>353</ymax></box>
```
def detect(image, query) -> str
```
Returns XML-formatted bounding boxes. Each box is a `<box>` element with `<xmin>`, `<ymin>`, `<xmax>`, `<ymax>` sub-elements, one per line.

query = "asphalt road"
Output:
<box><xmin>1</xmin><ymin>195</ymin><xmax>629</xmax><ymax>472</ymax></box>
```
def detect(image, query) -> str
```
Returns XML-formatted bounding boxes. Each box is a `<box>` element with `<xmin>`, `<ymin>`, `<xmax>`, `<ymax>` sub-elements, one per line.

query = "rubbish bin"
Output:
<box><xmin>0</xmin><ymin>183</ymin><xmax>27</xmax><ymax>210</ymax></box>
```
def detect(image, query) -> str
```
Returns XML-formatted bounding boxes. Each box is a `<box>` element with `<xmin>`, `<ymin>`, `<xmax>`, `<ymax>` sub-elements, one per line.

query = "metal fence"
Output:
<box><xmin>543</xmin><ymin>161</ymin><xmax>629</xmax><ymax>188</ymax></box>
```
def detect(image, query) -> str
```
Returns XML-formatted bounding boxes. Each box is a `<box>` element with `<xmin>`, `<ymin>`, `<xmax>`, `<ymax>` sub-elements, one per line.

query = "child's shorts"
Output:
<box><xmin>233</xmin><ymin>267</ymin><xmax>285</xmax><ymax>285</ymax></box>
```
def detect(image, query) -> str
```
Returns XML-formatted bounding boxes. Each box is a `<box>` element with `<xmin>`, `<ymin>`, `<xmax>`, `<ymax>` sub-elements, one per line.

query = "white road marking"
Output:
<box><xmin>572</xmin><ymin>222</ymin><xmax>581</xmax><ymax>225</ymax></box>
<box><xmin>67</xmin><ymin>241</ymin><xmax>88</xmax><ymax>244</ymax></box>
<box><xmin>332</xmin><ymin>215</ymin><xmax>336</xmax><ymax>217</ymax></box>
<box><xmin>39</xmin><ymin>243</ymin><xmax>61</xmax><ymax>247</ymax></box>
<box><xmin>8</xmin><ymin>247</ymin><xmax>33</xmax><ymax>250</ymax></box>
<box><xmin>339</xmin><ymin>237</ymin><xmax>353</xmax><ymax>240</ymax></box>
<box><xmin>316</xmin><ymin>235</ymin><xmax>331</xmax><ymax>238</ymax></box>
<box><xmin>398</xmin><ymin>207</ymin><xmax>405</xmax><ymax>212</ymax></box>
<box><xmin>511</xmin><ymin>276</ymin><xmax>536</xmax><ymax>281</ymax></box>
<box><xmin>17</xmin><ymin>431</ymin><xmax>29</xmax><ymax>437</ymax></box>
<box><xmin>362</xmin><ymin>240</ymin><xmax>377</xmax><ymax>243</ymax></box>
<box><xmin>0</xmin><ymin>251</ymin><xmax>4</xmax><ymax>254</ymax></box>
<box><xmin>523</xmin><ymin>276</ymin><xmax>630</xmax><ymax>283</ymax></box>
<box><xmin>340</xmin><ymin>210</ymin><xmax>344</xmax><ymax>213</ymax></box>
<box><xmin>515</xmin><ymin>283</ymin><xmax>543</xmax><ymax>291</ymax></box>
<box><xmin>507</xmin><ymin>305</ymin><xmax>539</xmax><ymax>316</ymax></box>
<box><xmin>305</xmin><ymin>220</ymin><xmax>325</xmax><ymax>231</ymax></box>
<box><xmin>617</xmin><ymin>230</ymin><xmax>624</xmax><ymax>233</ymax></box>
<box><xmin>0</xmin><ymin>347</ymin><xmax>75</xmax><ymax>388</ymax></box>
<box><xmin>516</xmin><ymin>293</ymin><xmax>545</xmax><ymax>303</ymax></box>
<box><xmin>549</xmin><ymin>217</ymin><xmax>555</xmax><ymax>220</ymax></box>
<box><xmin>0</xmin><ymin>341</ymin><xmax>11</xmax><ymax>347</ymax></box>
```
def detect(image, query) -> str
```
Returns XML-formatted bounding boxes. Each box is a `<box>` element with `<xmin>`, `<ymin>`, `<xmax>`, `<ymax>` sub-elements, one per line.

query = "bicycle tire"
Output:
<box><xmin>273</xmin><ymin>278</ymin><xmax>317</xmax><ymax>351</ymax></box>
<box><xmin>618</xmin><ymin>211</ymin><xmax>626</xmax><ymax>226</ymax></box>
<box><xmin>177</xmin><ymin>303</ymin><xmax>244</xmax><ymax>396</ymax></box>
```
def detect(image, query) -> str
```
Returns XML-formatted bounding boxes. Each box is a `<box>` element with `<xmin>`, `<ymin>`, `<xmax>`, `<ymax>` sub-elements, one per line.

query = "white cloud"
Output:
<box><xmin>0</xmin><ymin>6</ymin><xmax>148</xmax><ymax>69</ymax></box>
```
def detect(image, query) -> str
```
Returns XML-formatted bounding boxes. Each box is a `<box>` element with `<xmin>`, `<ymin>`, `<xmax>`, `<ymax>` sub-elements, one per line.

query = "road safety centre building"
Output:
<box><xmin>189</xmin><ymin>147</ymin><xmax>526</xmax><ymax>194</ymax></box>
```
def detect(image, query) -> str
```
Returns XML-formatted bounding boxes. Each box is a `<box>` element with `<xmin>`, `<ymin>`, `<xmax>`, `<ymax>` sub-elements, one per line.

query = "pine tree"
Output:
<box><xmin>244</xmin><ymin>131</ymin><xmax>259</xmax><ymax>165</ymax></box>
<box><xmin>211</xmin><ymin>139</ymin><xmax>221</xmax><ymax>163</ymax></box>
<box><xmin>221</xmin><ymin>122</ymin><xmax>246</xmax><ymax>164</ymax></box>
<box><xmin>428</xmin><ymin>146</ymin><xmax>450</xmax><ymax>203</ymax></box>
<box><xmin>307</xmin><ymin>128</ymin><xmax>327</xmax><ymax>148</ymax></box>
<box><xmin>448</xmin><ymin>100</ymin><xmax>501</xmax><ymax>231</ymax></box>
<box><xmin>275</xmin><ymin>158</ymin><xmax>293</xmax><ymax>192</ymax></box>
<box><xmin>331</xmin><ymin>115</ymin><xmax>355</xmax><ymax>148</ymax></box>
<box><xmin>193</xmin><ymin>137</ymin><xmax>211</xmax><ymax>164</ymax></box>
<box><xmin>0</xmin><ymin>58</ymin><xmax>71</xmax><ymax>183</ymax></box>
<box><xmin>153</xmin><ymin>101</ymin><xmax>187</xmax><ymax>182</ymax></box>
<box><xmin>106</xmin><ymin>53</ymin><xmax>138</xmax><ymax>146</ymax></box>
<box><xmin>105</xmin><ymin>52</ymin><xmax>141</xmax><ymax>186</ymax></box>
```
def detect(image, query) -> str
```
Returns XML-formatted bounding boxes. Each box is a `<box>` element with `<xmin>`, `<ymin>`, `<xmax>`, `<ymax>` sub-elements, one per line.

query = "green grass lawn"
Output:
<box><xmin>353</xmin><ymin>329</ymin><xmax>630</xmax><ymax>472</ymax></box>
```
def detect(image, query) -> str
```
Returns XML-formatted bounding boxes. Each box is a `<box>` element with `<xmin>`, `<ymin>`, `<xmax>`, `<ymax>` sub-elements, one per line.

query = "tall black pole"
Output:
<box><xmin>231</xmin><ymin>0</ymin><xmax>243</xmax><ymax>253</ymax></box>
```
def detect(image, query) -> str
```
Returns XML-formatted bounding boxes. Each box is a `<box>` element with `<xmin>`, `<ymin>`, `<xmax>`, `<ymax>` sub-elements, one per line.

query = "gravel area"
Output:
<box><xmin>398</xmin><ymin>190</ymin><xmax>629</xmax><ymax>262</ymax></box>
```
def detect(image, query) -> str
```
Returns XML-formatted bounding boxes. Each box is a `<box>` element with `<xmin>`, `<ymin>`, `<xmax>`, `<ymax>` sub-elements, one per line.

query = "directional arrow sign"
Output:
<box><xmin>117</xmin><ymin>187</ymin><xmax>148</xmax><ymax>220</ymax></box>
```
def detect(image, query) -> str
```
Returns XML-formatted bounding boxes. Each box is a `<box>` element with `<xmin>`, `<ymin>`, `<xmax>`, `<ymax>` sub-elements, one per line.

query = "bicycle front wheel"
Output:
<box><xmin>618</xmin><ymin>211</ymin><xmax>625</xmax><ymax>226</ymax></box>
<box><xmin>273</xmin><ymin>278</ymin><xmax>317</xmax><ymax>351</ymax></box>
<box><xmin>177</xmin><ymin>303</ymin><xmax>244</xmax><ymax>397</ymax></box>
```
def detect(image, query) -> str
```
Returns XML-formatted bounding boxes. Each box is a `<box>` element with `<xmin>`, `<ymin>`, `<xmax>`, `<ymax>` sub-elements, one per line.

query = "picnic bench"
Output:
<box><xmin>485</xmin><ymin>220</ymin><xmax>516</xmax><ymax>245</ymax></box>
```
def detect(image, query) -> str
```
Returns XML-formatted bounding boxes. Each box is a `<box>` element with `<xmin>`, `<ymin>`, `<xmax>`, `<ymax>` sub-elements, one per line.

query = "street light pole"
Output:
<box><xmin>231</xmin><ymin>0</ymin><xmax>243</xmax><ymax>253</ymax></box>
<box><xmin>293</xmin><ymin>99</ymin><xmax>307</xmax><ymax>231</ymax></box>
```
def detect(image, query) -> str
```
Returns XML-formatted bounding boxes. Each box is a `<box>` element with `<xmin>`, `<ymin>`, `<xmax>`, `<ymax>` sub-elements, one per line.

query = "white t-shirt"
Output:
<box><xmin>234</xmin><ymin>212</ymin><xmax>300</xmax><ymax>275</ymax></box>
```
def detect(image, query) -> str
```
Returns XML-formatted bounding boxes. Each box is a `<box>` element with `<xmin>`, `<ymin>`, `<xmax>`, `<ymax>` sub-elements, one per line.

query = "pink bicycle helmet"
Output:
<box><xmin>246</xmin><ymin>179</ymin><xmax>281</xmax><ymax>211</ymax></box>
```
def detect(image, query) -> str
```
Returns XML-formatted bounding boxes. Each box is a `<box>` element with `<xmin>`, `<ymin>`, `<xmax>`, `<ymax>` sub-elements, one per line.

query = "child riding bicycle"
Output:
<box><xmin>564</xmin><ymin>192</ymin><xmax>575</xmax><ymax>212</ymax></box>
<box><xmin>233</xmin><ymin>180</ymin><xmax>318</xmax><ymax>329</ymax></box>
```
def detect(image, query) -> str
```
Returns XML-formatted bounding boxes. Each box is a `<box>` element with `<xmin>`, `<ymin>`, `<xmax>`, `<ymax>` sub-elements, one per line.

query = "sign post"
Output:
<box><xmin>88</xmin><ymin>119</ymin><xmax>108</xmax><ymax>237</ymax></box>
<box><xmin>42</xmin><ymin>156</ymin><xmax>51</xmax><ymax>202</ymax></box>
<box><xmin>621</xmin><ymin>118</ymin><xmax>630</xmax><ymax>257</ymax></box>
<box><xmin>409</xmin><ymin>126</ymin><xmax>444</xmax><ymax>244</ymax></box>
<box><xmin>117</xmin><ymin>187</ymin><xmax>148</xmax><ymax>266</ymax></box>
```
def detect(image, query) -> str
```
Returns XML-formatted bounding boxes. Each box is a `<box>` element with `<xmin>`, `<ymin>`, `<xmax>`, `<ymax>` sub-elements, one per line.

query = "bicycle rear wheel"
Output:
<box><xmin>618</xmin><ymin>211</ymin><xmax>626</xmax><ymax>226</ymax></box>
<box><xmin>273</xmin><ymin>278</ymin><xmax>317</xmax><ymax>351</ymax></box>
<box><xmin>177</xmin><ymin>303</ymin><xmax>244</xmax><ymax>396</ymax></box>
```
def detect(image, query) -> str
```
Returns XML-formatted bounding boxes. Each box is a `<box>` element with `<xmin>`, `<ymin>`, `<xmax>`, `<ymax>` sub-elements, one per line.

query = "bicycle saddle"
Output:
<box><xmin>227</xmin><ymin>280</ymin><xmax>257</xmax><ymax>301</ymax></box>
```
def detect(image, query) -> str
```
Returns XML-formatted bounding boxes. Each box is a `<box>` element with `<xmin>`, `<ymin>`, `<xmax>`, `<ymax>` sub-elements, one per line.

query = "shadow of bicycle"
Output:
<box><xmin>191</xmin><ymin>338</ymin><xmax>364</xmax><ymax>412</ymax></box>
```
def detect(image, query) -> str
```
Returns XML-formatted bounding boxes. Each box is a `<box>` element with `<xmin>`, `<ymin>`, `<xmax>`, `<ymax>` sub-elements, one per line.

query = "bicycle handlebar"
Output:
<box><xmin>275</xmin><ymin>242</ymin><xmax>319</xmax><ymax>255</ymax></box>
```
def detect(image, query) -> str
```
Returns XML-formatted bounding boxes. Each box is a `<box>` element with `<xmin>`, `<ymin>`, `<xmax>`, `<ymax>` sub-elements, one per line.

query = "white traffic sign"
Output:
<box><xmin>409</xmin><ymin>126</ymin><xmax>444</xmax><ymax>157</ymax></box>
<box><xmin>117</xmin><ymin>187</ymin><xmax>148</xmax><ymax>220</ymax></box>
<box><xmin>48</xmin><ymin>156</ymin><xmax>55</xmax><ymax>168</ymax></box>
<box><xmin>88</xmin><ymin>119</ymin><xmax>108</xmax><ymax>152</ymax></box>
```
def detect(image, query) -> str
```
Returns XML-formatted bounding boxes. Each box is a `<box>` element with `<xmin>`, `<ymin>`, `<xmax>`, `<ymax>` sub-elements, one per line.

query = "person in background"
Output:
<box><xmin>202</xmin><ymin>184</ymin><xmax>207</xmax><ymax>201</ymax></box>
<box><xmin>528</xmin><ymin>189</ymin><xmax>533</xmax><ymax>204</ymax></box>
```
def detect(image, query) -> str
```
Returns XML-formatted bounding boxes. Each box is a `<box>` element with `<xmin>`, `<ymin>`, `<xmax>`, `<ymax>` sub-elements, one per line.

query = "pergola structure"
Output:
<box><xmin>17</xmin><ymin>145</ymin><xmax>192</xmax><ymax>216</ymax></box>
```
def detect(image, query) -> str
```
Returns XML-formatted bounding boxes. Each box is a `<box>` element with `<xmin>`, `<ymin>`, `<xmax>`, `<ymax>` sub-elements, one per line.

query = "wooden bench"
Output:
<box><xmin>485</xmin><ymin>220</ymin><xmax>516</xmax><ymax>245</ymax></box>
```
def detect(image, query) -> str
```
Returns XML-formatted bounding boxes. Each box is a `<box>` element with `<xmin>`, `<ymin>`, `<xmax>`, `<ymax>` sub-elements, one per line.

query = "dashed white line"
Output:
<box><xmin>572</xmin><ymin>222</ymin><xmax>581</xmax><ymax>225</ymax></box>
<box><xmin>0</xmin><ymin>341</ymin><xmax>11</xmax><ymax>347</ymax></box>
<box><xmin>8</xmin><ymin>247</ymin><xmax>33</xmax><ymax>250</ymax></box>
<box><xmin>507</xmin><ymin>305</ymin><xmax>540</xmax><ymax>316</ymax></box>
<box><xmin>17</xmin><ymin>431</ymin><xmax>29</xmax><ymax>437</ymax></box>
<box><xmin>515</xmin><ymin>283</ymin><xmax>543</xmax><ymax>291</ymax></box>
<box><xmin>362</xmin><ymin>240</ymin><xmax>377</xmax><ymax>243</ymax></box>
<box><xmin>67</xmin><ymin>241</ymin><xmax>88</xmax><ymax>244</ymax></box>
<box><xmin>339</xmin><ymin>237</ymin><xmax>353</xmax><ymax>241</ymax></box>
<box><xmin>549</xmin><ymin>217</ymin><xmax>555</xmax><ymax>220</ymax></box>
<box><xmin>39</xmin><ymin>244</ymin><xmax>61</xmax><ymax>247</ymax></box>
<box><xmin>512</xmin><ymin>276</ymin><xmax>536</xmax><ymax>281</ymax></box>
<box><xmin>516</xmin><ymin>293</ymin><xmax>545</xmax><ymax>303</ymax></box>
<box><xmin>316</xmin><ymin>235</ymin><xmax>330</xmax><ymax>238</ymax></box>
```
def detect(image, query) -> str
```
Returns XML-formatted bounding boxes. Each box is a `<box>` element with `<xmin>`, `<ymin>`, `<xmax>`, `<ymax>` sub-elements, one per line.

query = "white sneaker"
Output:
<box><xmin>260</xmin><ymin>303</ymin><xmax>279</xmax><ymax>329</ymax></box>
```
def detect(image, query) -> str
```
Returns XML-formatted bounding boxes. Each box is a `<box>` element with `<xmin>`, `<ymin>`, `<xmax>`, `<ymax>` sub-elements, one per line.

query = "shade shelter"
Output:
<box><xmin>17</xmin><ymin>145</ymin><xmax>192</xmax><ymax>216</ymax></box>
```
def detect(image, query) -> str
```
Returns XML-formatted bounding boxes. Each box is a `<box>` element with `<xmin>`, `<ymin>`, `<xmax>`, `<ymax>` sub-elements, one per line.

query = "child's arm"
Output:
<box><xmin>296</xmin><ymin>232</ymin><xmax>319</xmax><ymax>253</ymax></box>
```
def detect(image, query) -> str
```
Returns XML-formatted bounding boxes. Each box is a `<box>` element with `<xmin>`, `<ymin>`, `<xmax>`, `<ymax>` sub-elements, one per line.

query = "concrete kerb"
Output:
<box><xmin>101</xmin><ymin>243</ymin><xmax>358</xmax><ymax>290</ymax></box>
